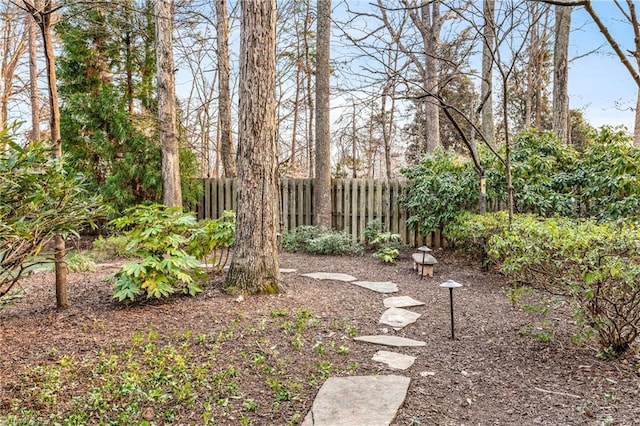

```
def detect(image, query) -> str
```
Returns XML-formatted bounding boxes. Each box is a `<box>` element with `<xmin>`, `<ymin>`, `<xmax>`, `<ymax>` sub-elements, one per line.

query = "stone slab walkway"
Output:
<box><xmin>352</xmin><ymin>280</ymin><xmax>399</xmax><ymax>293</ymax></box>
<box><xmin>354</xmin><ymin>335</ymin><xmax>426</xmax><ymax>347</ymax></box>
<box><xmin>301</xmin><ymin>269</ymin><xmax>427</xmax><ymax>424</ymax></box>
<box><xmin>301</xmin><ymin>272</ymin><xmax>357</xmax><ymax>282</ymax></box>
<box><xmin>301</xmin><ymin>375</ymin><xmax>411</xmax><ymax>426</ymax></box>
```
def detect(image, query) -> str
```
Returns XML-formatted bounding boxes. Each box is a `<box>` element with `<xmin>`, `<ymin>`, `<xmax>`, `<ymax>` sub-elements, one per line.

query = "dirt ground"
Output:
<box><xmin>1</xmin><ymin>249</ymin><xmax>639</xmax><ymax>425</ymax></box>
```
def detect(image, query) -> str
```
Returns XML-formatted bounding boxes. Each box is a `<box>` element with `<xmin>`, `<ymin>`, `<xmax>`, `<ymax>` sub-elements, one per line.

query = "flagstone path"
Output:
<box><xmin>300</xmin><ymin>268</ymin><xmax>429</xmax><ymax>425</ymax></box>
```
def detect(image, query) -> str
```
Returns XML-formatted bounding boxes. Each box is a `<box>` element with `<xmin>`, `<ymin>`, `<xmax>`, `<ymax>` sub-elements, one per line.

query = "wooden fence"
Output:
<box><xmin>196</xmin><ymin>178</ymin><xmax>441</xmax><ymax>247</ymax></box>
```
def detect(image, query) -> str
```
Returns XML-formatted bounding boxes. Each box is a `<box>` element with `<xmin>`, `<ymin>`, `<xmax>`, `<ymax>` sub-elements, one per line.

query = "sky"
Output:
<box><xmin>328</xmin><ymin>0</ymin><xmax>640</xmax><ymax>132</ymax></box>
<box><xmin>567</xmin><ymin>1</ymin><xmax>638</xmax><ymax>129</ymax></box>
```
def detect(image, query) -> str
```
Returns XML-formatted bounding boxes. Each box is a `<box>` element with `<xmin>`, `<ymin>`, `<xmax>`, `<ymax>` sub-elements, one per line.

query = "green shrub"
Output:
<box><xmin>91</xmin><ymin>235</ymin><xmax>131</xmax><ymax>260</ymax></box>
<box><xmin>401</xmin><ymin>148</ymin><xmax>478</xmax><ymax>235</ymax></box>
<box><xmin>108</xmin><ymin>205</ymin><xmax>204</xmax><ymax>301</ymax></box>
<box><xmin>307</xmin><ymin>231</ymin><xmax>363</xmax><ymax>256</ymax></box>
<box><xmin>282</xmin><ymin>226</ymin><xmax>362</xmax><ymax>255</ymax></box>
<box><xmin>0</xmin><ymin>129</ymin><xmax>104</xmax><ymax>307</ymax></box>
<box><xmin>281</xmin><ymin>225</ymin><xmax>323</xmax><ymax>252</ymax></box>
<box><xmin>444</xmin><ymin>210</ymin><xmax>510</xmax><ymax>260</ymax></box>
<box><xmin>364</xmin><ymin>220</ymin><xmax>402</xmax><ymax>263</ymax></box>
<box><xmin>187</xmin><ymin>210</ymin><xmax>236</xmax><ymax>271</ymax></box>
<box><xmin>372</xmin><ymin>247</ymin><xmax>400</xmax><ymax>263</ymax></box>
<box><xmin>450</xmin><ymin>212</ymin><xmax>640</xmax><ymax>355</ymax></box>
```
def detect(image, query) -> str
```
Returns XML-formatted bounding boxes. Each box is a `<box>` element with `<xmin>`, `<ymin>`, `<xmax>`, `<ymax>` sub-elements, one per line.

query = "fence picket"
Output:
<box><xmin>197</xmin><ymin>178</ymin><xmax>438</xmax><ymax>247</ymax></box>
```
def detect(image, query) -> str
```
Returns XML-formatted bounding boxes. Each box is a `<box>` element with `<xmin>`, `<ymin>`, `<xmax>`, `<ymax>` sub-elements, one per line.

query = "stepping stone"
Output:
<box><xmin>372</xmin><ymin>350</ymin><xmax>416</xmax><ymax>370</ymax></box>
<box><xmin>383</xmin><ymin>295</ymin><xmax>425</xmax><ymax>308</ymax></box>
<box><xmin>301</xmin><ymin>375</ymin><xmax>411</xmax><ymax>426</ymax></box>
<box><xmin>301</xmin><ymin>272</ymin><xmax>357</xmax><ymax>282</ymax></box>
<box><xmin>379</xmin><ymin>307</ymin><xmax>422</xmax><ymax>330</ymax></box>
<box><xmin>352</xmin><ymin>281</ymin><xmax>398</xmax><ymax>293</ymax></box>
<box><xmin>279</xmin><ymin>268</ymin><xmax>297</xmax><ymax>273</ymax></box>
<box><xmin>354</xmin><ymin>335</ymin><xmax>426</xmax><ymax>347</ymax></box>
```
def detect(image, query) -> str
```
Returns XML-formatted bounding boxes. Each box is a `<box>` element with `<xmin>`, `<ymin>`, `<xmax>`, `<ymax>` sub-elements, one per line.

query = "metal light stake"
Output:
<box><xmin>440</xmin><ymin>280</ymin><xmax>463</xmax><ymax>339</ymax></box>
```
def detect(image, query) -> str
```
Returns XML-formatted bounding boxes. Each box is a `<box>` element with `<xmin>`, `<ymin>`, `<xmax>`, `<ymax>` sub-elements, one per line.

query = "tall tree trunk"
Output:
<box><xmin>155</xmin><ymin>0</ymin><xmax>182</xmax><ymax>207</ymax></box>
<box><xmin>481</xmin><ymin>0</ymin><xmax>495</xmax><ymax>144</ymax></box>
<box><xmin>553</xmin><ymin>5</ymin><xmax>572</xmax><ymax>144</ymax></box>
<box><xmin>25</xmin><ymin>0</ymin><xmax>67</xmax><ymax>308</ymax></box>
<box><xmin>28</xmin><ymin>10</ymin><xmax>40</xmax><ymax>141</ymax></box>
<box><xmin>303</xmin><ymin>1</ymin><xmax>315</xmax><ymax>176</ymax></box>
<box><xmin>215</xmin><ymin>0</ymin><xmax>237</xmax><ymax>178</ymax></box>
<box><xmin>224</xmin><ymin>0</ymin><xmax>281</xmax><ymax>295</ymax></box>
<box><xmin>417</xmin><ymin>1</ymin><xmax>441</xmax><ymax>153</ymax></box>
<box><xmin>314</xmin><ymin>0</ymin><xmax>331</xmax><ymax>227</ymax></box>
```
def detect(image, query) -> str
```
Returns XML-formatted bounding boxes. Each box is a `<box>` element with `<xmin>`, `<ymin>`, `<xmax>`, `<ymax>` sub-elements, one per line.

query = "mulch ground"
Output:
<box><xmin>1</xmin><ymin>249</ymin><xmax>639</xmax><ymax>425</ymax></box>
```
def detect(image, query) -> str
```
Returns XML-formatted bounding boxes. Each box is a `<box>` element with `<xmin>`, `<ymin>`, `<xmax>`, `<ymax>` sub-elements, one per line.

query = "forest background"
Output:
<box><xmin>1</xmin><ymin>0</ymin><xmax>640</xmax><ymax>203</ymax></box>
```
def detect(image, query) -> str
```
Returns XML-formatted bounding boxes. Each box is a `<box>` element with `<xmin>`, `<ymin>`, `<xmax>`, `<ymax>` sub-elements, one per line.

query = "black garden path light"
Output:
<box><xmin>440</xmin><ymin>279</ymin><xmax>463</xmax><ymax>339</ymax></box>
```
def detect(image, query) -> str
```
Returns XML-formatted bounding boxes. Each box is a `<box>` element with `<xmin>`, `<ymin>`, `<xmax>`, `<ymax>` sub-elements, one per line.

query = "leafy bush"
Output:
<box><xmin>0</xmin><ymin>129</ymin><xmax>103</xmax><ymax>307</ymax></box>
<box><xmin>401</xmin><ymin>148</ymin><xmax>478</xmax><ymax>234</ymax></box>
<box><xmin>306</xmin><ymin>231</ymin><xmax>363</xmax><ymax>255</ymax></box>
<box><xmin>372</xmin><ymin>247</ymin><xmax>400</xmax><ymax>263</ymax></box>
<box><xmin>365</xmin><ymin>220</ymin><xmax>402</xmax><ymax>263</ymax></box>
<box><xmin>402</xmin><ymin>128</ymin><xmax>640</xmax><ymax>231</ymax></box>
<box><xmin>187</xmin><ymin>210</ymin><xmax>236</xmax><ymax>271</ymax></box>
<box><xmin>444</xmin><ymin>210</ymin><xmax>509</xmax><ymax>260</ymax></box>
<box><xmin>449</xmin><ymin>212</ymin><xmax>640</xmax><ymax>355</ymax></box>
<box><xmin>282</xmin><ymin>226</ymin><xmax>362</xmax><ymax>255</ymax></box>
<box><xmin>108</xmin><ymin>205</ymin><xmax>204</xmax><ymax>301</ymax></box>
<box><xmin>108</xmin><ymin>206</ymin><xmax>236</xmax><ymax>301</ymax></box>
<box><xmin>91</xmin><ymin>235</ymin><xmax>131</xmax><ymax>260</ymax></box>
<box><xmin>281</xmin><ymin>225</ymin><xmax>323</xmax><ymax>252</ymax></box>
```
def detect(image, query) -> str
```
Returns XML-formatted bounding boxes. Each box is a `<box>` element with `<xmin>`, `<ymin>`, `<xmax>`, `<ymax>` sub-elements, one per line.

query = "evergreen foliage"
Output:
<box><xmin>0</xmin><ymin>129</ymin><xmax>104</xmax><ymax>307</ymax></box>
<box><xmin>401</xmin><ymin>126</ymin><xmax>640</xmax><ymax>234</ymax></box>
<box><xmin>446</xmin><ymin>212</ymin><xmax>640</xmax><ymax>355</ymax></box>
<box><xmin>55</xmin><ymin>4</ymin><xmax>199</xmax><ymax>215</ymax></box>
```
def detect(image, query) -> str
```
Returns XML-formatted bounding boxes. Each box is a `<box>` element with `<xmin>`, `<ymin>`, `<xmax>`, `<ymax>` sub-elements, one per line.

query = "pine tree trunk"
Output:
<box><xmin>155</xmin><ymin>0</ymin><xmax>182</xmax><ymax>207</ymax></box>
<box><xmin>314</xmin><ymin>0</ymin><xmax>331</xmax><ymax>227</ymax></box>
<box><xmin>215</xmin><ymin>0</ymin><xmax>237</xmax><ymax>178</ymax></box>
<box><xmin>224</xmin><ymin>0</ymin><xmax>281</xmax><ymax>295</ymax></box>
<box><xmin>553</xmin><ymin>5</ymin><xmax>572</xmax><ymax>144</ymax></box>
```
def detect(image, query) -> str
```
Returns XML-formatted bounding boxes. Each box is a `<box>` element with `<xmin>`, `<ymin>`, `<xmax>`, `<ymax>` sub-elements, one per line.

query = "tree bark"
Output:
<box><xmin>25</xmin><ymin>0</ymin><xmax>67</xmax><ymax>308</ymax></box>
<box><xmin>314</xmin><ymin>0</ymin><xmax>331</xmax><ymax>227</ymax></box>
<box><xmin>303</xmin><ymin>1</ymin><xmax>315</xmax><ymax>176</ymax></box>
<box><xmin>155</xmin><ymin>0</ymin><xmax>182</xmax><ymax>207</ymax></box>
<box><xmin>215</xmin><ymin>0</ymin><xmax>237</xmax><ymax>177</ymax></box>
<box><xmin>224</xmin><ymin>0</ymin><xmax>281</xmax><ymax>295</ymax></box>
<box><xmin>421</xmin><ymin>1</ymin><xmax>441</xmax><ymax>153</ymax></box>
<box><xmin>553</xmin><ymin>5</ymin><xmax>572</xmax><ymax>144</ymax></box>
<box><xmin>481</xmin><ymin>0</ymin><xmax>495</xmax><ymax>144</ymax></box>
<box><xmin>27</xmin><ymin>8</ymin><xmax>40</xmax><ymax>141</ymax></box>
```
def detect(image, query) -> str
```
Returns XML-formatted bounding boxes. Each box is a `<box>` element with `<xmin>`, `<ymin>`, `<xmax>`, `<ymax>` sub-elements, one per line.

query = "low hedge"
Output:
<box><xmin>445</xmin><ymin>212</ymin><xmax>640</xmax><ymax>355</ymax></box>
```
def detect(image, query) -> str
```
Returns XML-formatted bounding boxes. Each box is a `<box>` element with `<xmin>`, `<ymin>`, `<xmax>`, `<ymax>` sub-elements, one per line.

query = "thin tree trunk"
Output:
<box><xmin>351</xmin><ymin>100</ymin><xmax>357</xmax><ymax>178</ymax></box>
<box><xmin>481</xmin><ymin>0</ymin><xmax>495</xmax><ymax>144</ymax></box>
<box><xmin>28</xmin><ymin>10</ymin><xmax>40</xmax><ymax>141</ymax></box>
<box><xmin>155</xmin><ymin>0</ymin><xmax>182</xmax><ymax>207</ymax></box>
<box><xmin>303</xmin><ymin>1</ymin><xmax>314</xmax><ymax>176</ymax></box>
<box><xmin>415</xmin><ymin>0</ymin><xmax>441</xmax><ymax>154</ymax></box>
<box><xmin>553</xmin><ymin>5</ymin><xmax>572</xmax><ymax>144</ymax></box>
<box><xmin>314</xmin><ymin>0</ymin><xmax>331</xmax><ymax>227</ymax></box>
<box><xmin>215</xmin><ymin>0</ymin><xmax>237</xmax><ymax>178</ymax></box>
<box><xmin>224</xmin><ymin>0</ymin><xmax>281</xmax><ymax>295</ymax></box>
<box><xmin>25</xmin><ymin>0</ymin><xmax>67</xmax><ymax>308</ymax></box>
